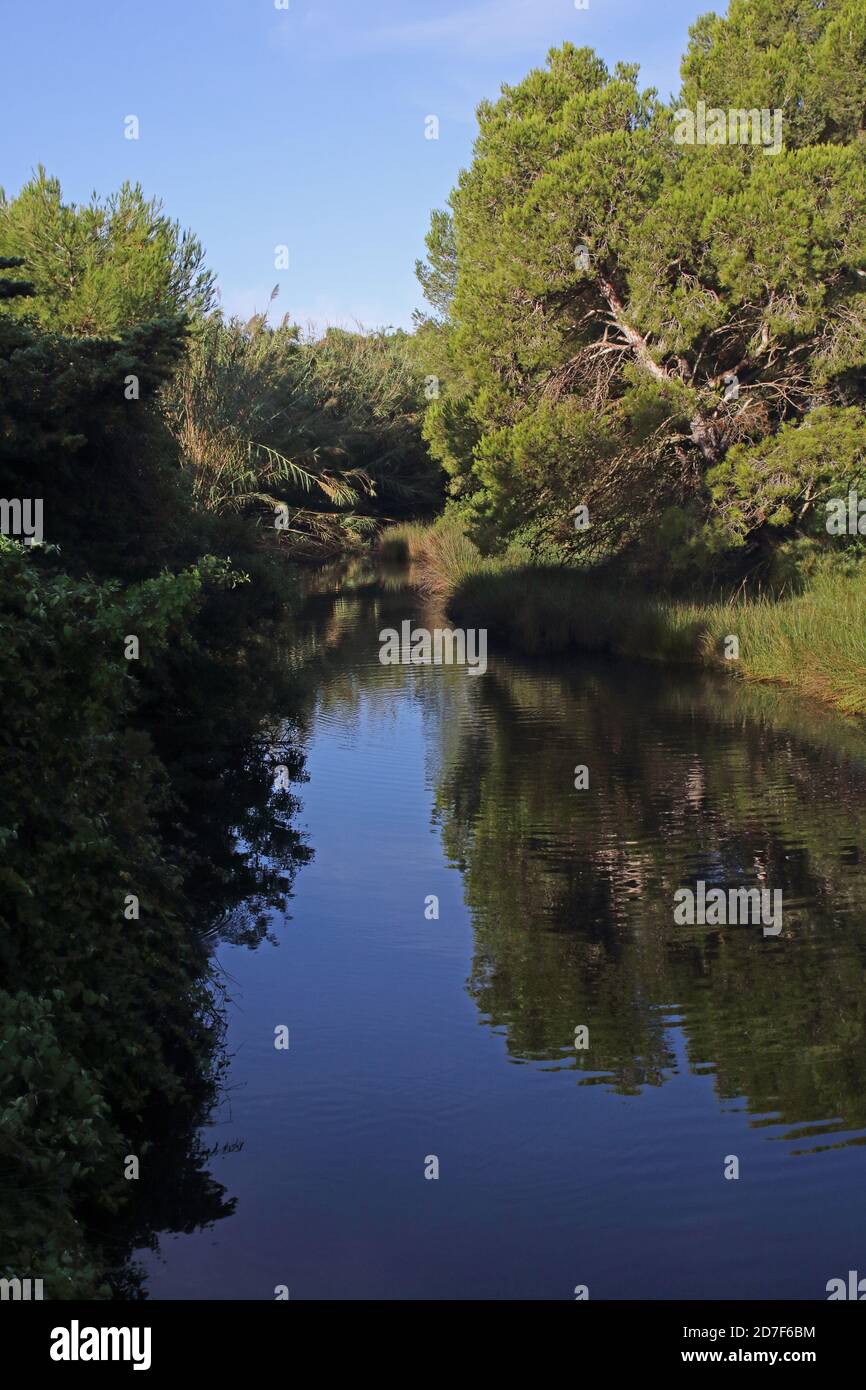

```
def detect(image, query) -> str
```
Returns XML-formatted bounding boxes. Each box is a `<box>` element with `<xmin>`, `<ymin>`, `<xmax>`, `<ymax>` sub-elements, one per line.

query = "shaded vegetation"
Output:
<box><xmin>384</xmin><ymin>516</ymin><xmax>866</xmax><ymax>714</ymax></box>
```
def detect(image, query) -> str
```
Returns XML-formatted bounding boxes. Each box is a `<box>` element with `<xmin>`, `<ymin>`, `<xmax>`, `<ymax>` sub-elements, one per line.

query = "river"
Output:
<box><xmin>137</xmin><ymin>565</ymin><xmax>866</xmax><ymax>1300</ymax></box>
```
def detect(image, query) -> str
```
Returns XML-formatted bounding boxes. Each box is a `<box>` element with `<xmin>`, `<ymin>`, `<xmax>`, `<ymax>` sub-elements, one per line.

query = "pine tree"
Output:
<box><xmin>417</xmin><ymin>1</ymin><xmax>866</xmax><ymax>576</ymax></box>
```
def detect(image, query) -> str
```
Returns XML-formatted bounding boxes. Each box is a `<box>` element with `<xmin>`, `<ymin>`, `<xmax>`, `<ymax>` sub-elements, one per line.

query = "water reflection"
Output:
<box><xmin>102</xmin><ymin>625</ymin><xmax>315</xmax><ymax>1295</ymax></box>
<box><xmin>138</xmin><ymin>574</ymin><xmax>866</xmax><ymax>1298</ymax></box>
<box><xmin>428</xmin><ymin>643</ymin><xmax>866</xmax><ymax>1153</ymax></box>
<box><xmin>304</xmin><ymin>578</ymin><xmax>866</xmax><ymax>1153</ymax></box>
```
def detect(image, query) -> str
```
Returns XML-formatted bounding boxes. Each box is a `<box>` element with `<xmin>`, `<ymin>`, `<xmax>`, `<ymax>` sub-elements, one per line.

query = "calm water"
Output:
<box><xmin>138</xmin><ymin>573</ymin><xmax>866</xmax><ymax>1300</ymax></box>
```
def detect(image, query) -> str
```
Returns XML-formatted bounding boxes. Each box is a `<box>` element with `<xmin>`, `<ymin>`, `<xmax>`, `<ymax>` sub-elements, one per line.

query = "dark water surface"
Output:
<box><xmin>139</xmin><ymin>573</ymin><xmax>866</xmax><ymax>1300</ymax></box>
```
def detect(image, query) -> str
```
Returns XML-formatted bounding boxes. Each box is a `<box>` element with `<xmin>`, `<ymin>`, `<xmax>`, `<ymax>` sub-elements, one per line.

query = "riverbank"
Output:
<box><xmin>380</xmin><ymin>519</ymin><xmax>866</xmax><ymax>717</ymax></box>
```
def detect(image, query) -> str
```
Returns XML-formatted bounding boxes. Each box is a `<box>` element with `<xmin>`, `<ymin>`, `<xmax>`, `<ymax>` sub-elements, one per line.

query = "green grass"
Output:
<box><xmin>380</xmin><ymin>520</ymin><xmax>866</xmax><ymax>716</ymax></box>
<box><xmin>376</xmin><ymin>521</ymin><xmax>433</xmax><ymax>565</ymax></box>
<box><xmin>378</xmin><ymin>514</ymin><xmax>503</xmax><ymax>592</ymax></box>
<box><xmin>726</xmin><ymin>574</ymin><xmax>866</xmax><ymax>714</ymax></box>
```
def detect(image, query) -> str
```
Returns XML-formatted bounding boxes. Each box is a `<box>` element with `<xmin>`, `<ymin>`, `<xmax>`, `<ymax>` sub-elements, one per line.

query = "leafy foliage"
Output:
<box><xmin>415</xmin><ymin>3</ymin><xmax>866</xmax><ymax>581</ymax></box>
<box><xmin>0</xmin><ymin>182</ymin><xmax>311</xmax><ymax>1296</ymax></box>
<box><xmin>0</xmin><ymin>541</ymin><xmax>226</xmax><ymax>1294</ymax></box>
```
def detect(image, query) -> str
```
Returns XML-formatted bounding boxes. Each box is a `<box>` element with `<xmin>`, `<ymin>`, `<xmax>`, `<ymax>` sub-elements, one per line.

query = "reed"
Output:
<box><xmin>383</xmin><ymin>521</ymin><xmax>866</xmax><ymax>715</ymax></box>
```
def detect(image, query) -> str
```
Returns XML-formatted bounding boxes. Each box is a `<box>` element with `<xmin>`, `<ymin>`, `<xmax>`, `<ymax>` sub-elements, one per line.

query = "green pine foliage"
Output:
<box><xmin>415</xmin><ymin>0</ymin><xmax>866</xmax><ymax>581</ymax></box>
<box><xmin>0</xmin><ymin>168</ymin><xmax>216</xmax><ymax>335</ymax></box>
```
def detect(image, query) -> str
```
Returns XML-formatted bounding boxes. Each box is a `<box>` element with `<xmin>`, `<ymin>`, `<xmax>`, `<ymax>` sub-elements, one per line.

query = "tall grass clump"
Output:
<box><xmin>164</xmin><ymin>314</ymin><xmax>442</xmax><ymax>557</ymax></box>
<box><xmin>718</xmin><ymin>569</ymin><xmax>866</xmax><ymax>715</ymax></box>
<box><xmin>377</xmin><ymin>521</ymin><xmax>433</xmax><ymax>564</ymax></box>
<box><xmin>387</xmin><ymin>520</ymin><xmax>866</xmax><ymax>716</ymax></box>
<box><xmin>449</xmin><ymin>566</ymin><xmax>715</xmax><ymax>664</ymax></box>
<box><xmin>379</xmin><ymin>512</ymin><xmax>522</xmax><ymax>594</ymax></box>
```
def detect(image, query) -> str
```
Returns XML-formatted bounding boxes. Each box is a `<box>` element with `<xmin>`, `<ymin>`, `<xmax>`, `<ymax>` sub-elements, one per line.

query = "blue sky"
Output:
<box><xmin>2</xmin><ymin>0</ymin><xmax>714</xmax><ymax>332</ymax></box>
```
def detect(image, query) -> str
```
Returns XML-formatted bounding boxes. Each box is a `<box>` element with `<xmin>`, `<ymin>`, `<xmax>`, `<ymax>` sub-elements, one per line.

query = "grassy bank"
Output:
<box><xmin>381</xmin><ymin>519</ymin><xmax>866</xmax><ymax>717</ymax></box>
